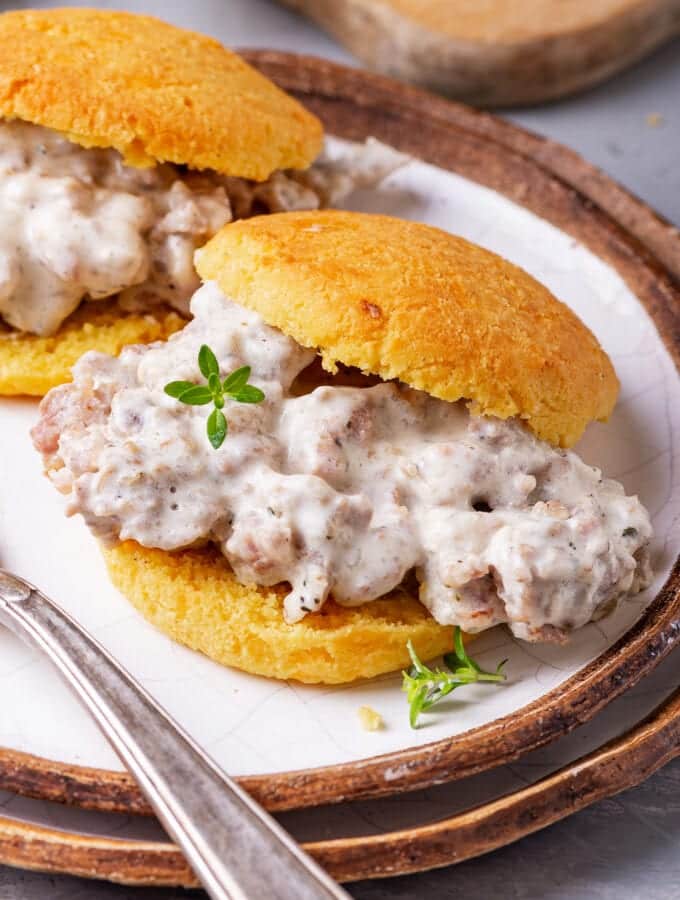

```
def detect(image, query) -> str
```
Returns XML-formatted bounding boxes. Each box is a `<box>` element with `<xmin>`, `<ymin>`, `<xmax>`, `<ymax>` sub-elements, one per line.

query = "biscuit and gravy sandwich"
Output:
<box><xmin>32</xmin><ymin>211</ymin><xmax>653</xmax><ymax>684</ymax></box>
<box><xmin>0</xmin><ymin>8</ymin><xmax>398</xmax><ymax>395</ymax></box>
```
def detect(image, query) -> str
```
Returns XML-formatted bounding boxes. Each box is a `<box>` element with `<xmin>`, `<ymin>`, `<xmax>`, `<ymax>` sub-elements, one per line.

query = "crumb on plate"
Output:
<box><xmin>358</xmin><ymin>705</ymin><xmax>384</xmax><ymax>731</ymax></box>
<box><xmin>646</xmin><ymin>112</ymin><xmax>664</xmax><ymax>128</ymax></box>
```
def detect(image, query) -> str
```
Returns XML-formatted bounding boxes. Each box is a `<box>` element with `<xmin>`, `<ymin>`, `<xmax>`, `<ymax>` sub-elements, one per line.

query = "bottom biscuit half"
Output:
<box><xmin>104</xmin><ymin>540</ymin><xmax>456</xmax><ymax>684</ymax></box>
<box><xmin>0</xmin><ymin>301</ymin><xmax>185</xmax><ymax>396</ymax></box>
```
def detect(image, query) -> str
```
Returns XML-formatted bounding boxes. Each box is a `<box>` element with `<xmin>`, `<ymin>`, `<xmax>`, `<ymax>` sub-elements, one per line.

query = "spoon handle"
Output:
<box><xmin>0</xmin><ymin>570</ymin><xmax>350</xmax><ymax>900</ymax></box>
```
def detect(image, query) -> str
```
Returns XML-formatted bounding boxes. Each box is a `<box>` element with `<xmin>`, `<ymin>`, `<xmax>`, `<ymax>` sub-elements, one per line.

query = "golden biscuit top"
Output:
<box><xmin>0</xmin><ymin>8</ymin><xmax>323</xmax><ymax>179</ymax></box>
<box><xmin>196</xmin><ymin>210</ymin><xmax>619</xmax><ymax>447</ymax></box>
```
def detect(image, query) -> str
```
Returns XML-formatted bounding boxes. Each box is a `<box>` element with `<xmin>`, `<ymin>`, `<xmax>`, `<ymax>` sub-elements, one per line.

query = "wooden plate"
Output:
<box><xmin>0</xmin><ymin>683</ymin><xmax>678</xmax><ymax>885</ymax></box>
<box><xmin>0</xmin><ymin>51</ymin><xmax>678</xmax><ymax>821</ymax></box>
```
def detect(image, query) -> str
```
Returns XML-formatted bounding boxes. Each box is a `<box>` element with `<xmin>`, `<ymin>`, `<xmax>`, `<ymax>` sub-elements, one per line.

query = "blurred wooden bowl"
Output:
<box><xmin>277</xmin><ymin>0</ymin><xmax>680</xmax><ymax>106</ymax></box>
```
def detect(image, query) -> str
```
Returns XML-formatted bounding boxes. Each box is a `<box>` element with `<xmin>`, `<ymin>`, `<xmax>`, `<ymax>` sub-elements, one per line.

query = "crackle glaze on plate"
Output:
<box><xmin>0</xmin><ymin>139</ymin><xmax>678</xmax><ymax>779</ymax></box>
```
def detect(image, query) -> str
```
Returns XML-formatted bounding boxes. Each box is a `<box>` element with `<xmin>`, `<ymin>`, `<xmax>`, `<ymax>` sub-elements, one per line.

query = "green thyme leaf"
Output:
<box><xmin>444</xmin><ymin>626</ymin><xmax>482</xmax><ymax>673</ymax></box>
<box><xmin>208</xmin><ymin>372</ymin><xmax>222</xmax><ymax>395</ymax></box>
<box><xmin>198</xmin><ymin>344</ymin><xmax>220</xmax><ymax>379</ymax></box>
<box><xmin>175</xmin><ymin>385</ymin><xmax>213</xmax><ymax>405</ymax></box>
<box><xmin>405</xmin><ymin>677</ymin><xmax>428</xmax><ymax>729</ymax></box>
<box><xmin>231</xmin><ymin>385</ymin><xmax>265</xmax><ymax>404</ymax></box>
<box><xmin>223</xmin><ymin>365</ymin><xmax>251</xmax><ymax>394</ymax></box>
<box><xmin>207</xmin><ymin>408</ymin><xmax>228</xmax><ymax>449</ymax></box>
<box><xmin>164</xmin><ymin>380</ymin><xmax>196</xmax><ymax>399</ymax></box>
<box><xmin>407</xmin><ymin>638</ymin><xmax>431</xmax><ymax>678</ymax></box>
<box><xmin>403</xmin><ymin>627</ymin><xmax>507</xmax><ymax>728</ymax></box>
<box><xmin>164</xmin><ymin>347</ymin><xmax>264</xmax><ymax>449</ymax></box>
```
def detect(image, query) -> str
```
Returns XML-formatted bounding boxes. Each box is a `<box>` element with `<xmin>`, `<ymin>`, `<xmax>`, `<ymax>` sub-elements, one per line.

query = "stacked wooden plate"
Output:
<box><xmin>0</xmin><ymin>54</ymin><xmax>678</xmax><ymax>887</ymax></box>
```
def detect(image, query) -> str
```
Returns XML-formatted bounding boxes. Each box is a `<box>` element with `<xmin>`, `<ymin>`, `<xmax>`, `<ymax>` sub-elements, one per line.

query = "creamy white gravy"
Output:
<box><xmin>0</xmin><ymin>121</ymin><xmax>403</xmax><ymax>335</ymax></box>
<box><xmin>33</xmin><ymin>283</ymin><xmax>653</xmax><ymax>642</ymax></box>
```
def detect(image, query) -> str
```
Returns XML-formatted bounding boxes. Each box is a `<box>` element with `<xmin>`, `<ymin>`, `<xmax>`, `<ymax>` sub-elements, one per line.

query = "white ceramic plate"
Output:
<box><xmin>0</xmin><ymin>139</ymin><xmax>678</xmax><ymax>783</ymax></box>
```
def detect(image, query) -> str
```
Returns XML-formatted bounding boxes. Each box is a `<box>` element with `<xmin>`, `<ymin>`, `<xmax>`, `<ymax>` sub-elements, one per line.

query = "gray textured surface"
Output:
<box><xmin>0</xmin><ymin>1</ymin><xmax>678</xmax><ymax>898</ymax></box>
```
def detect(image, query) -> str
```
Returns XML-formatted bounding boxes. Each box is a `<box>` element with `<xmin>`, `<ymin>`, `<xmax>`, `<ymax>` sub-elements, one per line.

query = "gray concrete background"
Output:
<box><xmin>0</xmin><ymin>2</ymin><xmax>678</xmax><ymax>898</ymax></box>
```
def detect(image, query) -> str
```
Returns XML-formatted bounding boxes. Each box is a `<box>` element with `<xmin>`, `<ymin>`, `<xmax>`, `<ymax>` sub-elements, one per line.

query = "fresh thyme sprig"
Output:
<box><xmin>403</xmin><ymin>627</ymin><xmax>507</xmax><ymax>728</ymax></box>
<box><xmin>164</xmin><ymin>345</ymin><xmax>265</xmax><ymax>450</ymax></box>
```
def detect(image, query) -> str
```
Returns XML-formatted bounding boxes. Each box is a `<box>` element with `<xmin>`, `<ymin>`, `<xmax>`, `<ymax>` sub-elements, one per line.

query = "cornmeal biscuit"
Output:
<box><xmin>0</xmin><ymin>303</ymin><xmax>184</xmax><ymax>396</ymax></box>
<box><xmin>197</xmin><ymin>210</ymin><xmax>619</xmax><ymax>447</ymax></box>
<box><xmin>0</xmin><ymin>8</ymin><xmax>322</xmax><ymax>178</ymax></box>
<box><xmin>38</xmin><ymin>211</ymin><xmax>632</xmax><ymax>684</ymax></box>
<box><xmin>0</xmin><ymin>8</ymin><xmax>322</xmax><ymax>395</ymax></box>
<box><xmin>104</xmin><ymin>542</ymin><xmax>454</xmax><ymax>684</ymax></box>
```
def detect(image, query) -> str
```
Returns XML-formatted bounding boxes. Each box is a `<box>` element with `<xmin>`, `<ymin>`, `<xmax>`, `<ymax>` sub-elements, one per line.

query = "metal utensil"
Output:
<box><xmin>0</xmin><ymin>570</ymin><xmax>351</xmax><ymax>900</ymax></box>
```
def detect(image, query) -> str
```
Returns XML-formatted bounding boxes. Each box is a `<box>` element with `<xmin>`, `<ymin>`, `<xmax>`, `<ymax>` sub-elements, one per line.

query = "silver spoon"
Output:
<box><xmin>0</xmin><ymin>570</ymin><xmax>351</xmax><ymax>900</ymax></box>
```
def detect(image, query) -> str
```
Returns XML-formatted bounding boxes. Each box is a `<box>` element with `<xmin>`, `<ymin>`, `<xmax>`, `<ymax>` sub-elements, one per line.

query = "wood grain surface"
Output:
<box><xmin>277</xmin><ymin>0</ymin><xmax>680</xmax><ymax>105</ymax></box>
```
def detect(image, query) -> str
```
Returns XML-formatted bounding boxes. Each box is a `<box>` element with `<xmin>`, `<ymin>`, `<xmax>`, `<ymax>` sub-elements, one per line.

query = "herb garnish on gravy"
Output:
<box><xmin>165</xmin><ymin>345</ymin><xmax>265</xmax><ymax>449</ymax></box>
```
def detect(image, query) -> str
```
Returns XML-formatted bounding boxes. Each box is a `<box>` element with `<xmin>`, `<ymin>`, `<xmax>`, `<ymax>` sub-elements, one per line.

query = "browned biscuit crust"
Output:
<box><xmin>0</xmin><ymin>8</ymin><xmax>322</xmax><ymax>179</ymax></box>
<box><xmin>196</xmin><ymin>210</ymin><xmax>619</xmax><ymax>447</ymax></box>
